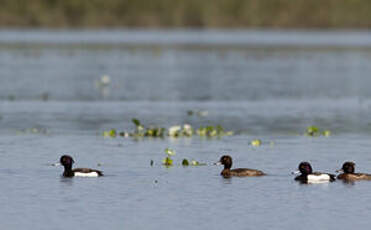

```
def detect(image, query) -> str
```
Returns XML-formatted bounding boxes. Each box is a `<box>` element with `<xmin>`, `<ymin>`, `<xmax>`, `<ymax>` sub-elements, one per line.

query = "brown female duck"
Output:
<box><xmin>215</xmin><ymin>155</ymin><xmax>265</xmax><ymax>178</ymax></box>
<box><xmin>337</xmin><ymin>162</ymin><xmax>371</xmax><ymax>181</ymax></box>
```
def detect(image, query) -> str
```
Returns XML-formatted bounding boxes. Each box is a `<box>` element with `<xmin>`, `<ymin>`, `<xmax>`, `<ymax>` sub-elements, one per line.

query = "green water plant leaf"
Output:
<box><xmin>251</xmin><ymin>139</ymin><xmax>262</xmax><ymax>146</ymax></box>
<box><xmin>165</xmin><ymin>148</ymin><xmax>175</xmax><ymax>156</ymax></box>
<box><xmin>191</xmin><ymin>160</ymin><xmax>200</xmax><ymax>166</ymax></box>
<box><xmin>191</xmin><ymin>160</ymin><xmax>207</xmax><ymax>166</ymax></box>
<box><xmin>305</xmin><ymin>126</ymin><xmax>331</xmax><ymax>137</ymax></box>
<box><xmin>103</xmin><ymin>129</ymin><xmax>117</xmax><ymax>137</ymax></box>
<box><xmin>196</xmin><ymin>125</ymin><xmax>232</xmax><ymax>137</ymax></box>
<box><xmin>322</xmin><ymin>130</ymin><xmax>331</xmax><ymax>137</ymax></box>
<box><xmin>162</xmin><ymin>156</ymin><xmax>173</xmax><ymax>166</ymax></box>
<box><xmin>182</xmin><ymin>159</ymin><xmax>189</xmax><ymax>166</ymax></box>
<box><xmin>103</xmin><ymin>118</ymin><xmax>233</xmax><ymax>139</ymax></box>
<box><xmin>305</xmin><ymin>125</ymin><xmax>320</xmax><ymax>136</ymax></box>
<box><xmin>132</xmin><ymin>118</ymin><xmax>141</xmax><ymax>127</ymax></box>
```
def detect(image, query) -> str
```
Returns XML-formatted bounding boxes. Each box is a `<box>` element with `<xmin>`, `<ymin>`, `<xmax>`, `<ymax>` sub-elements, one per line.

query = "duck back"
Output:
<box><xmin>222</xmin><ymin>168</ymin><xmax>265</xmax><ymax>178</ymax></box>
<box><xmin>338</xmin><ymin>173</ymin><xmax>371</xmax><ymax>181</ymax></box>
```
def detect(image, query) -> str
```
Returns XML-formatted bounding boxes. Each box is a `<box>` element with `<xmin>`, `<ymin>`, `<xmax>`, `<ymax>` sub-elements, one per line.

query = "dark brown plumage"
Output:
<box><xmin>217</xmin><ymin>155</ymin><xmax>265</xmax><ymax>178</ymax></box>
<box><xmin>337</xmin><ymin>162</ymin><xmax>371</xmax><ymax>181</ymax></box>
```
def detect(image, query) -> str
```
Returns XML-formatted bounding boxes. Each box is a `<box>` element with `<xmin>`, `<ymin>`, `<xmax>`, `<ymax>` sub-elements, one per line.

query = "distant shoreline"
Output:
<box><xmin>1</xmin><ymin>0</ymin><xmax>371</xmax><ymax>29</ymax></box>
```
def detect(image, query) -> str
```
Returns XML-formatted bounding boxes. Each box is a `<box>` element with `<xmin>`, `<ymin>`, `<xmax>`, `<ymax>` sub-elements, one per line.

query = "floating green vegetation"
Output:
<box><xmin>182</xmin><ymin>159</ymin><xmax>189</xmax><ymax>166</ymax></box>
<box><xmin>181</xmin><ymin>159</ymin><xmax>207</xmax><ymax>166</ymax></box>
<box><xmin>149</xmin><ymin>149</ymin><xmax>208</xmax><ymax>167</ymax></box>
<box><xmin>163</xmin><ymin>157</ymin><xmax>173</xmax><ymax>166</ymax></box>
<box><xmin>190</xmin><ymin>160</ymin><xmax>207</xmax><ymax>166</ymax></box>
<box><xmin>132</xmin><ymin>118</ymin><xmax>166</xmax><ymax>138</ymax></box>
<box><xmin>162</xmin><ymin>148</ymin><xmax>175</xmax><ymax>166</ymax></box>
<box><xmin>305</xmin><ymin>126</ymin><xmax>331</xmax><ymax>137</ymax></box>
<box><xmin>168</xmin><ymin>124</ymin><xmax>193</xmax><ymax>137</ymax></box>
<box><xmin>251</xmin><ymin>139</ymin><xmax>262</xmax><ymax>146</ymax></box>
<box><xmin>103</xmin><ymin>129</ymin><xmax>117</xmax><ymax>137</ymax></box>
<box><xmin>165</xmin><ymin>148</ymin><xmax>175</xmax><ymax>156</ymax></box>
<box><xmin>196</xmin><ymin>125</ymin><xmax>233</xmax><ymax>137</ymax></box>
<box><xmin>103</xmin><ymin>118</ymin><xmax>233</xmax><ymax>139</ymax></box>
<box><xmin>306</xmin><ymin>126</ymin><xmax>319</xmax><ymax>136</ymax></box>
<box><xmin>322</xmin><ymin>130</ymin><xmax>331</xmax><ymax>137</ymax></box>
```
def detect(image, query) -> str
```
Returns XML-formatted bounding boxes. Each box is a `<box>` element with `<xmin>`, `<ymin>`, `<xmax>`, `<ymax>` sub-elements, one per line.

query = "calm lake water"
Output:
<box><xmin>1</xmin><ymin>30</ymin><xmax>371</xmax><ymax>230</ymax></box>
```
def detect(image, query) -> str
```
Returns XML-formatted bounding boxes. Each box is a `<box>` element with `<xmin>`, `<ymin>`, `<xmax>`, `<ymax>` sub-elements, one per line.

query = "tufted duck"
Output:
<box><xmin>337</xmin><ymin>161</ymin><xmax>371</xmax><ymax>181</ymax></box>
<box><xmin>215</xmin><ymin>155</ymin><xmax>265</xmax><ymax>178</ymax></box>
<box><xmin>293</xmin><ymin>162</ymin><xmax>335</xmax><ymax>183</ymax></box>
<box><xmin>57</xmin><ymin>155</ymin><xmax>103</xmax><ymax>177</ymax></box>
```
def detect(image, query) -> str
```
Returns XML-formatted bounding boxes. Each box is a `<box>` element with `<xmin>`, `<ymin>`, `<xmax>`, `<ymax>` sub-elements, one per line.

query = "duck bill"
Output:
<box><xmin>213</xmin><ymin>162</ymin><xmax>222</xmax><ymax>166</ymax></box>
<box><xmin>291</xmin><ymin>170</ymin><xmax>300</xmax><ymax>175</ymax></box>
<box><xmin>335</xmin><ymin>169</ymin><xmax>343</xmax><ymax>173</ymax></box>
<box><xmin>52</xmin><ymin>163</ymin><xmax>61</xmax><ymax>166</ymax></box>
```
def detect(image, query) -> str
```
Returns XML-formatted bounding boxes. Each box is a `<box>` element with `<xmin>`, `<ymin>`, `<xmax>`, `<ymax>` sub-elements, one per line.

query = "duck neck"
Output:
<box><xmin>223</xmin><ymin>163</ymin><xmax>232</xmax><ymax>170</ymax></box>
<box><xmin>63</xmin><ymin>165</ymin><xmax>74</xmax><ymax>177</ymax></box>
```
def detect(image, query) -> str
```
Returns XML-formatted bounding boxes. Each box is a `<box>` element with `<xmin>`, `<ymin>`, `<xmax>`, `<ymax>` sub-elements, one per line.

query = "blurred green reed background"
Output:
<box><xmin>0</xmin><ymin>0</ymin><xmax>370</xmax><ymax>28</ymax></box>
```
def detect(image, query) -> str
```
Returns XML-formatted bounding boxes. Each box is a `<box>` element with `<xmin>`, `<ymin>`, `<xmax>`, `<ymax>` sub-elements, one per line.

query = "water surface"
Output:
<box><xmin>1</xmin><ymin>30</ymin><xmax>371</xmax><ymax>230</ymax></box>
